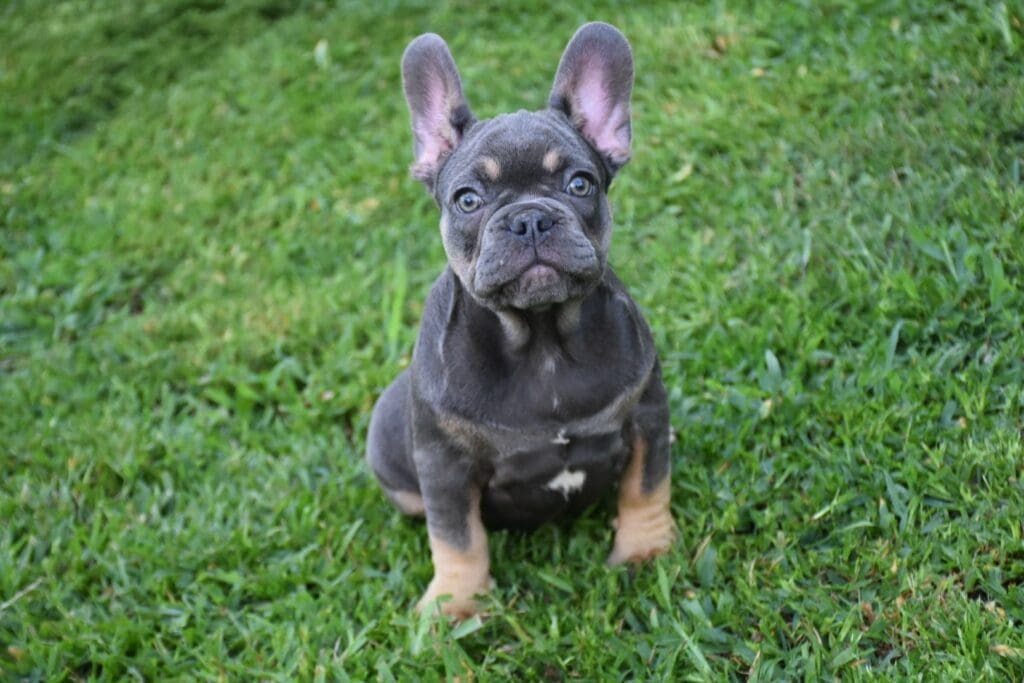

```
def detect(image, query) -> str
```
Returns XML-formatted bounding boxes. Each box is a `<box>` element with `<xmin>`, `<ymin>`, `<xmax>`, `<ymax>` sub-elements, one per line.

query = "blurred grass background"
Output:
<box><xmin>2</xmin><ymin>0</ymin><xmax>1023</xmax><ymax>679</ymax></box>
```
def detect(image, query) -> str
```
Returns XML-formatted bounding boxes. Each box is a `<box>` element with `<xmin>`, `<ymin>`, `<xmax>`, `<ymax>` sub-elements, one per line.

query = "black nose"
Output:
<box><xmin>509</xmin><ymin>209</ymin><xmax>554</xmax><ymax>242</ymax></box>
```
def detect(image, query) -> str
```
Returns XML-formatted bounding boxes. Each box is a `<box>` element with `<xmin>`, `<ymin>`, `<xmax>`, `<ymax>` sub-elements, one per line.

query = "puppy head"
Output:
<box><xmin>402</xmin><ymin>23</ymin><xmax>634</xmax><ymax>311</ymax></box>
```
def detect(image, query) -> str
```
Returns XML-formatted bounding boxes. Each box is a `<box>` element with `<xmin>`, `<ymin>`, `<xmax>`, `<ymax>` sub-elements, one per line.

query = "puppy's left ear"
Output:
<box><xmin>549</xmin><ymin>22</ymin><xmax>634</xmax><ymax>174</ymax></box>
<box><xmin>402</xmin><ymin>33</ymin><xmax>476</xmax><ymax>188</ymax></box>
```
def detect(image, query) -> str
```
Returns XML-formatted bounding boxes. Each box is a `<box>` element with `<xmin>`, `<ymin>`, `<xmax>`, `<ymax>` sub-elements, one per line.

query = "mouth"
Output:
<box><xmin>476</xmin><ymin>257</ymin><xmax>563</xmax><ymax>294</ymax></box>
<box><xmin>518</xmin><ymin>262</ymin><xmax>560</xmax><ymax>287</ymax></box>
<box><xmin>490</xmin><ymin>260</ymin><xmax>575</xmax><ymax>310</ymax></box>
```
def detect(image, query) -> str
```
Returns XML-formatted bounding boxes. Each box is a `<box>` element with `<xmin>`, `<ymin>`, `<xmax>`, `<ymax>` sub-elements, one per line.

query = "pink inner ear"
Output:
<box><xmin>413</xmin><ymin>72</ymin><xmax>455</xmax><ymax>169</ymax></box>
<box><xmin>575</xmin><ymin>63</ymin><xmax>630</xmax><ymax>163</ymax></box>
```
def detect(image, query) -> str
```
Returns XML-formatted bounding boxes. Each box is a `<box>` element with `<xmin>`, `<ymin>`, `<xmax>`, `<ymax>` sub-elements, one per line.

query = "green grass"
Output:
<box><xmin>2</xmin><ymin>0</ymin><xmax>1023</xmax><ymax>679</ymax></box>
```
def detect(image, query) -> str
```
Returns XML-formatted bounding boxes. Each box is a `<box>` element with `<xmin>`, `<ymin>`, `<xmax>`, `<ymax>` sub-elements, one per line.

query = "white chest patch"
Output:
<box><xmin>545</xmin><ymin>468</ymin><xmax>586</xmax><ymax>499</ymax></box>
<box><xmin>551</xmin><ymin>429</ymin><xmax>570</xmax><ymax>445</ymax></box>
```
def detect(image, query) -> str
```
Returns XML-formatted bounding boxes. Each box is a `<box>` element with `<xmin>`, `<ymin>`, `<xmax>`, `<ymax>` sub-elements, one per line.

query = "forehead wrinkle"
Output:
<box><xmin>489</xmin><ymin>129</ymin><xmax>566</xmax><ymax>185</ymax></box>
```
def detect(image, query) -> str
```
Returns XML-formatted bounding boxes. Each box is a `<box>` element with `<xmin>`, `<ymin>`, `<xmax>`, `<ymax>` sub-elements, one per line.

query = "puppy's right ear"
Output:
<box><xmin>402</xmin><ymin>34</ymin><xmax>475</xmax><ymax>188</ymax></box>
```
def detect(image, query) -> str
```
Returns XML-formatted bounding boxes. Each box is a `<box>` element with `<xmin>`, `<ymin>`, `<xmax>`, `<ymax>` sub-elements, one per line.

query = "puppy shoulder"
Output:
<box><xmin>595</xmin><ymin>266</ymin><xmax>658</xmax><ymax>366</ymax></box>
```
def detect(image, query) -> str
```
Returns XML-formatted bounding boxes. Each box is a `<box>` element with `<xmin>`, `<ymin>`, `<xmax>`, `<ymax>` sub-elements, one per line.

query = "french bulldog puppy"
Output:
<box><xmin>367</xmin><ymin>22</ymin><xmax>675</xmax><ymax>619</ymax></box>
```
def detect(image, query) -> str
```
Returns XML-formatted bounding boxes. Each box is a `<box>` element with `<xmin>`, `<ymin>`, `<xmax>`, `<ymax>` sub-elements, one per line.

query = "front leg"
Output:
<box><xmin>417</xmin><ymin>486</ymin><xmax>491</xmax><ymax>619</ymax></box>
<box><xmin>412</xmin><ymin>419</ymin><xmax>492</xmax><ymax>619</ymax></box>
<box><xmin>608</xmin><ymin>365</ymin><xmax>676</xmax><ymax>565</ymax></box>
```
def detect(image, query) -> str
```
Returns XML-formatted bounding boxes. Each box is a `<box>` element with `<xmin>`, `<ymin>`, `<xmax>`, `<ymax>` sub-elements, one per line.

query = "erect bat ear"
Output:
<box><xmin>401</xmin><ymin>33</ymin><xmax>476</xmax><ymax>188</ymax></box>
<box><xmin>549</xmin><ymin>22</ymin><xmax>634</xmax><ymax>174</ymax></box>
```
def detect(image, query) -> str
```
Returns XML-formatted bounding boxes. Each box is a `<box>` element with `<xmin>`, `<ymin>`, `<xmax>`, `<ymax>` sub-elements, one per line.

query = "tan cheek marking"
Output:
<box><xmin>481</xmin><ymin>157</ymin><xmax>501</xmax><ymax>180</ymax></box>
<box><xmin>417</xmin><ymin>492</ymin><xmax>492</xmax><ymax>619</ymax></box>
<box><xmin>607</xmin><ymin>435</ymin><xmax>676</xmax><ymax>565</ymax></box>
<box><xmin>391</xmin><ymin>490</ymin><xmax>425</xmax><ymax>516</ymax></box>
<box><xmin>542</xmin><ymin>149</ymin><xmax>561</xmax><ymax>173</ymax></box>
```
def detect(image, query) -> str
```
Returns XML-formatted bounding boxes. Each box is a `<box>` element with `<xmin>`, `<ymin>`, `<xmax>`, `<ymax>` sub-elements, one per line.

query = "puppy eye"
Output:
<box><xmin>566</xmin><ymin>173</ymin><xmax>594</xmax><ymax>197</ymax></box>
<box><xmin>454</xmin><ymin>189</ymin><xmax>483</xmax><ymax>213</ymax></box>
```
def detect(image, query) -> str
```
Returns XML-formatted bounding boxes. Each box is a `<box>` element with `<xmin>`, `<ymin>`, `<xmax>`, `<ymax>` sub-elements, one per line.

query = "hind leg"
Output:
<box><xmin>367</xmin><ymin>370</ymin><xmax>423</xmax><ymax>516</ymax></box>
<box><xmin>369</xmin><ymin>371</ymin><xmax>490</xmax><ymax>618</ymax></box>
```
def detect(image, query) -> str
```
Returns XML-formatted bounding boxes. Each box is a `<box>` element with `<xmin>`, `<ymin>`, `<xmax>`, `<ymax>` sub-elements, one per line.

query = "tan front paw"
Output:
<box><xmin>416</xmin><ymin>572</ymin><xmax>493</xmax><ymax>619</ymax></box>
<box><xmin>419</xmin><ymin>492</ymin><xmax>492</xmax><ymax>619</ymax></box>
<box><xmin>607</xmin><ymin>504</ymin><xmax>676</xmax><ymax>566</ymax></box>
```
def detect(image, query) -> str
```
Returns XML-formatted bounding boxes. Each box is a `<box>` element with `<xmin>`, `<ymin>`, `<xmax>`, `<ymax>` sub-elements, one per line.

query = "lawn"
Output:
<box><xmin>2</xmin><ymin>0</ymin><xmax>1023</xmax><ymax>679</ymax></box>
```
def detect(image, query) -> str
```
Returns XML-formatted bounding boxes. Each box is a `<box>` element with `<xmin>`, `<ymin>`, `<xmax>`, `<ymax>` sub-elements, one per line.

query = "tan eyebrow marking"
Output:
<box><xmin>481</xmin><ymin>157</ymin><xmax>501</xmax><ymax>180</ymax></box>
<box><xmin>542</xmin><ymin>149</ymin><xmax>562</xmax><ymax>173</ymax></box>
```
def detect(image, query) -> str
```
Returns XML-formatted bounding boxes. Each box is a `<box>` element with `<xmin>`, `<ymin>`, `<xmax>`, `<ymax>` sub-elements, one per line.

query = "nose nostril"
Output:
<box><xmin>507</xmin><ymin>210</ymin><xmax>554</xmax><ymax>239</ymax></box>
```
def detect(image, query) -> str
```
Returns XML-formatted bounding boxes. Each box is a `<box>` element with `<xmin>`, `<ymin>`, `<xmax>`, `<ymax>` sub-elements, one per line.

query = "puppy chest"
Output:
<box><xmin>480</xmin><ymin>429</ymin><xmax>629</xmax><ymax>530</ymax></box>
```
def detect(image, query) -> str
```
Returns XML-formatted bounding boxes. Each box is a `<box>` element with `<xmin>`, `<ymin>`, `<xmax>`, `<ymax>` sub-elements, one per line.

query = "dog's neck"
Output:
<box><xmin>491</xmin><ymin>298</ymin><xmax>584</xmax><ymax>352</ymax></box>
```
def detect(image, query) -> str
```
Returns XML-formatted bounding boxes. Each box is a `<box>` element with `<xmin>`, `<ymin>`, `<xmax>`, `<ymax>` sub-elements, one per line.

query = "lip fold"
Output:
<box><xmin>519</xmin><ymin>263</ymin><xmax>560</xmax><ymax>288</ymax></box>
<box><xmin>476</xmin><ymin>258</ymin><xmax>560</xmax><ymax>295</ymax></box>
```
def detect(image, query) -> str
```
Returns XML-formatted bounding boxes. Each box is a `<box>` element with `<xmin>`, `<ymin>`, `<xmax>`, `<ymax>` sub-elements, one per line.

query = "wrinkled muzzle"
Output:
<box><xmin>471</xmin><ymin>199</ymin><xmax>603</xmax><ymax>309</ymax></box>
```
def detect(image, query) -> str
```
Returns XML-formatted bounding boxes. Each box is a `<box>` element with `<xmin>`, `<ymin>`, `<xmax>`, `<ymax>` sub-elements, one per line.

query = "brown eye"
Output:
<box><xmin>566</xmin><ymin>174</ymin><xmax>594</xmax><ymax>197</ymax></box>
<box><xmin>454</xmin><ymin>190</ymin><xmax>483</xmax><ymax>213</ymax></box>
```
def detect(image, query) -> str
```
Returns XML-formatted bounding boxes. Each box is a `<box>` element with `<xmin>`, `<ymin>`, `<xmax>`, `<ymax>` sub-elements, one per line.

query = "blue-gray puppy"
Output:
<box><xmin>367</xmin><ymin>22</ymin><xmax>675</xmax><ymax>618</ymax></box>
